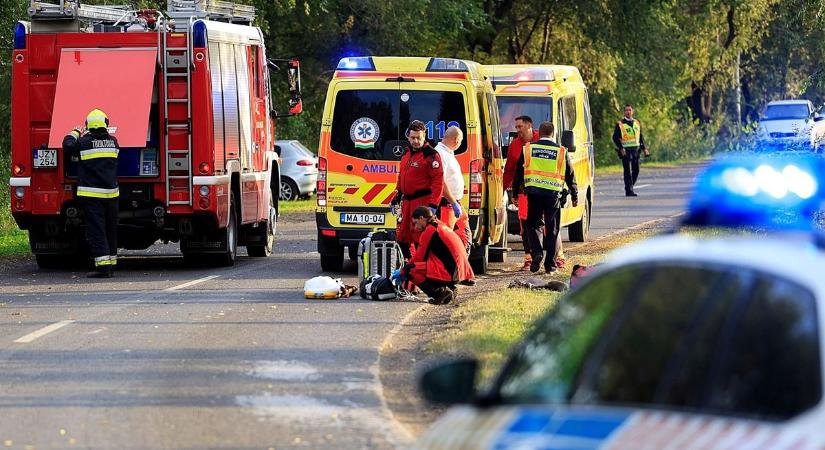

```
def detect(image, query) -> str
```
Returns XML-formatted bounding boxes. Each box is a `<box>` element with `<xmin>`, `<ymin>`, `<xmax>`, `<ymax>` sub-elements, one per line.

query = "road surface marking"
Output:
<box><xmin>164</xmin><ymin>275</ymin><xmax>219</xmax><ymax>291</ymax></box>
<box><xmin>13</xmin><ymin>320</ymin><xmax>75</xmax><ymax>343</ymax></box>
<box><xmin>635</xmin><ymin>184</ymin><xmax>651</xmax><ymax>189</ymax></box>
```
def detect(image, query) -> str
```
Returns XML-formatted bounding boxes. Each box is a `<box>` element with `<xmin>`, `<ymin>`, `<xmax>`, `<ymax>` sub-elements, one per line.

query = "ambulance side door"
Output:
<box><xmin>483</xmin><ymin>91</ymin><xmax>505</xmax><ymax>241</ymax></box>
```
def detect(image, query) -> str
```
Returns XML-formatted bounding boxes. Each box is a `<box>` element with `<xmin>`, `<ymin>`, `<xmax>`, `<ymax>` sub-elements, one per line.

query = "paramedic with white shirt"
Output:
<box><xmin>435</xmin><ymin>126</ymin><xmax>475</xmax><ymax>285</ymax></box>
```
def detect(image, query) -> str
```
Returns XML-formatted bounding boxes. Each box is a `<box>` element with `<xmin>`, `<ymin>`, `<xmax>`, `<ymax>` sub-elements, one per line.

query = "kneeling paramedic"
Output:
<box><xmin>392</xmin><ymin>206</ymin><xmax>473</xmax><ymax>305</ymax></box>
<box><xmin>513</xmin><ymin>121</ymin><xmax>578</xmax><ymax>274</ymax></box>
<box><xmin>63</xmin><ymin>109</ymin><xmax>120</xmax><ymax>278</ymax></box>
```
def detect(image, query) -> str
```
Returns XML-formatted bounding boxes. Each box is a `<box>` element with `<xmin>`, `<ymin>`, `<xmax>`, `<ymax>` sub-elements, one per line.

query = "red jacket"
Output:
<box><xmin>395</xmin><ymin>143</ymin><xmax>444</xmax><ymax>208</ymax></box>
<box><xmin>408</xmin><ymin>219</ymin><xmax>473</xmax><ymax>284</ymax></box>
<box><xmin>503</xmin><ymin>130</ymin><xmax>539</xmax><ymax>190</ymax></box>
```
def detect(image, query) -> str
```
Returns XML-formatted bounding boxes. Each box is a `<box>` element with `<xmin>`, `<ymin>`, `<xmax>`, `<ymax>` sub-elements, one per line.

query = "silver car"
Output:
<box><xmin>276</xmin><ymin>140</ymin><xmax>318</xmax><ymax>201</ymax></box>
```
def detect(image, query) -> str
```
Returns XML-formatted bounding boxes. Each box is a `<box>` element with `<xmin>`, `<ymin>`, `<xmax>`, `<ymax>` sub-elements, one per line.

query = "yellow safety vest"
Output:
<box><xmin>523</xmin><ymin>141</ymin><xmax>566</xmax><ymax>193</ymax></box>
<box><xmin>619</xmin><ymin>120</ymin><xmax>641</xmax><ymax>148</ymax></box>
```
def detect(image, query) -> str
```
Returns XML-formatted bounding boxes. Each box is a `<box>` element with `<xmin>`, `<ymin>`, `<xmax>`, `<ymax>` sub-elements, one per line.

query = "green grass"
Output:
<box><xmin>0</xmin><ymin>228</ymin><xmax>29</xmax><ymax>257</ymax></box>
<box><xmin>279</xmin><ymin>198</ymin><xmax>315</xmax><ymax>214</ymax></box>
<box><xmin>595</xmin><ymin>155</ymin><xmax>711</xmax><ymax>176</ymax></box>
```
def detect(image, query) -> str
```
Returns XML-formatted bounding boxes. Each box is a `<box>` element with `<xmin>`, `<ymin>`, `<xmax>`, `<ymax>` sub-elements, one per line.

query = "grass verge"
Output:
<box><xmin>428</xmin><ymin>224</ymin><xmax>668</xmax><ymax>382</ymax></box>
<box><xmin>279</xmin><ymin>198</ymin><xmax>315</xmax><ymax>214</ymax></box>
<box><xmin>595</xmin><ymin>156</ymin><xmax>711</xmax><ymax>176</ymax></box>
<box><xmin>0</xmin><ymin>228</ymin><xmax>29</xmax><ymax>257</ymax></box>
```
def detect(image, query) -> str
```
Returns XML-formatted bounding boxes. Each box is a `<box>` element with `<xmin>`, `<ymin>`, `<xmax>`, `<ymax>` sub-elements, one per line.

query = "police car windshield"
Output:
<box><xmin>495</xmin><ymin>261</ymin><xmax>821</xmax><ymax>421</ymax></box>
<box><xmin>762</xmin><ymin>104</ymin><xmax>810</xmax><ymax>121</ymax></box>
<box><xmin>496</xmin><ymin>96</ymin><xmax>553</xmax><ymax>143</ymax></box>
<box><xmin>330</xmin><ymin>89</ymin><xmax>468</xmax><ymax>161</ymax></box>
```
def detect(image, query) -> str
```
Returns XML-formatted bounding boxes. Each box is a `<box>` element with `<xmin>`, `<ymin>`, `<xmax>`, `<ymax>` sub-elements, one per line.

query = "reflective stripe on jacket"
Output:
<box><xmin>63</xmin><ymin>130</ymin><xmax>120</xmax><ymax>198</ymax></box>
<box><xmin>523</xmin><ymin>141</ymin><xmax>566</xmax><ymax>193</ymax></box>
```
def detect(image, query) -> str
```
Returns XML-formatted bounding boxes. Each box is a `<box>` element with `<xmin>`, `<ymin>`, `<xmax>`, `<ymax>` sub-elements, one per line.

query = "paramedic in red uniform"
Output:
<box><xmin>503</xmin><ymin>115</ymin><xmax>539</xmax><ymax>271</ymax></box>
<box><xmin>396</xmin><ymin>206</ymin><xmax>473</xmax><ymax>305</ymax></box>
<box><xmin>392</xmin><ymin>120</ymin><xmax>444</xmax><ymax>258</ymax></box>
<box><xmin>62</xmin><ymin>109</ymin><xmax>120</xmax><ymax>278</ymax></box>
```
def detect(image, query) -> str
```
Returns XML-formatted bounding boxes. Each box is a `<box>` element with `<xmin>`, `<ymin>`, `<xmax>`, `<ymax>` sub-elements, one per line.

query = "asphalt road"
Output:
<box><xmin>0</xmin><ymin>162</ymin><xmax>703</xmax><ymax>450</ymax></box>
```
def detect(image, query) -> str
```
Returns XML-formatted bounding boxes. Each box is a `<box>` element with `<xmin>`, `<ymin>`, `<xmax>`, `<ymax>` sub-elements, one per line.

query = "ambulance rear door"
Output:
<box><xmin>325</xmin><ymin>80</ymin><xmax>470</xmax><ymax>231</ymax></box>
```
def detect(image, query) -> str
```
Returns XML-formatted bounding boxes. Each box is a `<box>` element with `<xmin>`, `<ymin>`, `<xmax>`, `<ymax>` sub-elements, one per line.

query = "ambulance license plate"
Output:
<box><xmin>33</xmin><ymin>149</ymin><xmax>57</xmax><ymax>168</ymax></box>
<box><xmin>340</xmin><ymin>213</ymin><xmax>385</xmax><ymax>225</ymax></box>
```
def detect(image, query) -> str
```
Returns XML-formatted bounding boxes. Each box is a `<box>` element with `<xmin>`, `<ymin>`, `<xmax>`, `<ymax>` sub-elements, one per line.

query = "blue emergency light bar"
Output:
<box><xmin>683</xmin><ymin>154</ymin><xmax>825</xmax><ymax>230</ymax></box>
<box><xmin>336</xmin><ymin>57</ymin><xmax>375</xmax><ymax>71</ymax></box>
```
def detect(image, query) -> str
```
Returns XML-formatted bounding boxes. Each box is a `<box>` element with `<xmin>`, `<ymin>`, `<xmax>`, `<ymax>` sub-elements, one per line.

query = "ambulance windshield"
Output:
<box><xmin>497</xmin><ymin>96</ymin><xmax>553</xmax><ymax>144</ymax></box>
<box><xmin>330</xmin><ymin>89</ymin><xmax>468</xmax><ymax>161</ymax></box>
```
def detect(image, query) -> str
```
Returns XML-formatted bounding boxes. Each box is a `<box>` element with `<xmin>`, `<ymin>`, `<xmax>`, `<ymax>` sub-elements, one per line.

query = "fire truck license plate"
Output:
<box><xmin>33</xmin><ymin>149</ymin><xmax>57</xmax><ymax>168</ymax></box>
<box><xmin>340</xmin><ymin>213</ymin><xmax>385</xmax><ymax>225</ymax></box>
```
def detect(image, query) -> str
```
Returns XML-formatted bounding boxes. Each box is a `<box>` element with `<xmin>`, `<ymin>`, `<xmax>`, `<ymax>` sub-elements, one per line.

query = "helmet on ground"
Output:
<box><xmin>86</xmin><ymin>109</ymin><xmax>110</xmax><ymax>130</ymax></box>
<box><xmin>304</xmin><ymin>276</ymin><xmax>343</xmax><ymax>299</ymax></box>
<box><xmin>360</xmin><ymin>275</ymin><xmax>397</xmax><ymax>301</ymax></box>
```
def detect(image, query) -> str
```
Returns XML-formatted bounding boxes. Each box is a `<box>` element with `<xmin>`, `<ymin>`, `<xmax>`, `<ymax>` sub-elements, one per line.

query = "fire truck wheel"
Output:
<box><xmin>217</xmin><ymin>196</ymin><xmax>239</xmax><ymax>266</ymax></box>
<box><xmin>247</xmin><ymin>195</ymin><xmax>276</xmax><ymax>257</ymax></box>
<box><xmin>35</xmin><ymin>254</ymin><xmax>69</xmax><ymax>270</ymax></box>
<box><xmin>280</xmin><ymin>178</ymin><xmax>299</xmax><ymax>202</ymax></box>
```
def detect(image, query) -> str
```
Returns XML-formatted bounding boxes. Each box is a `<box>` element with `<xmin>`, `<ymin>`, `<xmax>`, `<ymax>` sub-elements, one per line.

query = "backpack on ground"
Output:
<box><xmin>357</xmin><ymin>230</ymin><xmax>404</xmax><ymax>280</ymax></box>
<box><xmin>359</xmin><ymin>275</ymin><xmax>398</xmax><ymax>301</ymax></box>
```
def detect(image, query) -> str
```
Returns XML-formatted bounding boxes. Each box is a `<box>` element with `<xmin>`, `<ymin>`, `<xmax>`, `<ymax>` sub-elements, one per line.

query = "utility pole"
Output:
<box><xmin>735</xmin><ymin>51</ymin><xmax>742</xmax><ymax>136</ymax></box>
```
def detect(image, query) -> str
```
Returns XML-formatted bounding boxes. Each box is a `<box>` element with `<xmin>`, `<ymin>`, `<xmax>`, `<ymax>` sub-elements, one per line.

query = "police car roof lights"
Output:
<box><xmin>682</xmin><ymin>154</ymin><xmax>825</xmax><ymax>230</ymax></box>
<box><xmin>336</xmin><ymin>57</ymin><xmax>375</xmax><ymax>71</ymax></box>
<box><xmin>427</xmin><ymin>58</ymin><xmax>469</xmax><ymax>72</ymax></box>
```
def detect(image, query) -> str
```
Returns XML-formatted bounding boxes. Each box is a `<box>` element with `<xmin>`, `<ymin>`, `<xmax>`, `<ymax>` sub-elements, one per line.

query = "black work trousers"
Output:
<box><xmin>81</xmin><ymin>197</ymin><xmax>118</xmax><ymax>266</ymax></box>
<box><xmin>419</xmin><ymin>279</ymin><xmax>456</xmax><ymax>305</ymax></box>
<box><xmin>525</xmin><ymin>193</ymin><xmax>561</xmax><ymax>270</ymax></box>
<box><xmin>622</xmin><ymin>147</ymin><xmax>641</xmax><ymax>193</ymax></box>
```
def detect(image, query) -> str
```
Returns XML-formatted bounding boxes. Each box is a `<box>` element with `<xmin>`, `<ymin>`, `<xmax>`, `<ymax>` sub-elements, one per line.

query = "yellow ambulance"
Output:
<box><xmin>315</xmin><ymin>57</ymin><xmax>507</xmax><ymax>273</ymax></box>
<box><xmin>484</xmin><ymin>64</ymin><xmax>595</xmax><ymax>242</ymax></box>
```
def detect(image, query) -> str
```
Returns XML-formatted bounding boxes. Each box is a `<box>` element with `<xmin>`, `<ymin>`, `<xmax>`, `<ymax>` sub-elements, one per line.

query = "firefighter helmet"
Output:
<box><xmin>86</xmin><ymin>109</ymin><xmax>110</xmax><ymax>130</ymax></box>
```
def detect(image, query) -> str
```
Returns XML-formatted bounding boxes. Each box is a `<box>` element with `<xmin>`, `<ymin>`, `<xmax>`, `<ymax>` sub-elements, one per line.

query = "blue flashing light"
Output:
<box><xmin>336</xmin><ymin>57</ymin><xmax>375</xmax><ymax>71</ymax></box>
<box><xmin>14</xmin><ymin>22</ymin><xmax>27</xmax><ymax>50</ymax></box>
<box><xmin>683</xmin><ymin>154</ymin><xmax>825</xmax><ymax>230</ymax></box>
<box><xmin>192</xmin><ymin>20</ymin><xmax>207</xmax><ymax>48</ymax></box>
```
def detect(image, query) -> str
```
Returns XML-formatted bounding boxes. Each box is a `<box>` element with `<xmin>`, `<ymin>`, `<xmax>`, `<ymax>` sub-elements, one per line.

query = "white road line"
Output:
<box><xmin>164</xmin><ymin>275</ymin><xmax>219</xmax><ymax>291</ymax></box>
<box><xmin>635</xmin><ymin>184</ymin><xmax>651</xmax><ymax>189</ymax></box>
<box><xmin>13</xmin><ymin>320</ymin><xmax>76</xmax><ymax>343</ymax></box>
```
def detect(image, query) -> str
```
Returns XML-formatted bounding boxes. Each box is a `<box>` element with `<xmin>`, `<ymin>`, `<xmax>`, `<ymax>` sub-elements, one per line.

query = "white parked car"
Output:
<box><xmin>416</xmin><ymin>155</ymin><xmax>825</xmax><ymax>449</ymax></box>
<box><xmin>757</xmin><ymin>99</ymin><xmax>825</xmax><ymax>151</ymax></box>
<box><xmin>276</xmin><ymin>140</ymin><xmax>318</xmax><ymax>201</ymax></box>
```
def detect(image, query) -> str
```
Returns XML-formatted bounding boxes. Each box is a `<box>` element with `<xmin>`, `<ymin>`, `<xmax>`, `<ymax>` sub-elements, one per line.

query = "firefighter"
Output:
<box><xmin>393</xmin><ymin>206</ymin><xmax>473</xmax><ymax>305</ymax></box>
<box><xmin>63</xmin><ymin>109</ymin><xmax>120</xmax><ymax>278</ymax></box>
<box><xmin>612</xmin><ymin>104</ymin><xmax>649</xmax><ymax>196</ymax></box>
<box><xmin>504</xmin><ymin>115</ymin><xmax>538</xmax><ymax>271</ymax></box>
<box><xmin>391</xmin><ymin>120</ymin><xmax>444</xmax><ymax>258</ymax></box>
<box><xmin>513</xmin><ymin>121</ymin><xmax>578</xmax><ymax>274</ymax></box>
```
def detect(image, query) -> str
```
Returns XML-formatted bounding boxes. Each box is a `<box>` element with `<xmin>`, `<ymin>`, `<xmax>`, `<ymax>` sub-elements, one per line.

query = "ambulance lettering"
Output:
<box><xmin>362</xmin><ymin>164</ymin><xmax>399</xmax><ymax>174</ymax></box>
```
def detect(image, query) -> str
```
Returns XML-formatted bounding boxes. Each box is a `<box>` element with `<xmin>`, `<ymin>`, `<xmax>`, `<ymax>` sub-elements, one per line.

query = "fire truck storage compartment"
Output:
<box><xmin>47</xmin><ymin>48</ymin><xmax>157</xmax><ymax>149</ymax></box>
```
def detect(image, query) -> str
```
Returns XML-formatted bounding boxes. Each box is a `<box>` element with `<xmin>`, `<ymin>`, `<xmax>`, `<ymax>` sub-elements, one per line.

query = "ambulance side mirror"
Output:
<box><xmin>562</xmin><ymin>130</ymin><xmax>576</xmax><ymax>152</ymax></box>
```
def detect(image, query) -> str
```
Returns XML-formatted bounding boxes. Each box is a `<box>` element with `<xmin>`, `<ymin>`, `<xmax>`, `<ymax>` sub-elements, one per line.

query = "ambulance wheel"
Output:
<box><xmin>216</xmin><ymin>196</ymin><xmax>239</xmax><ymax>266</ymax></box>
<box><xmin>470</xmin><ymin>243</ymin><xmax>489</xmax><ymax>275</ymax></box>
<box><xmin>568</xmin><ymin>193</ymin><xmax>591</xmax><ymax>243</ymax></box>
<box><xmin>320</xmin><ymin>248</ymin><xmax>344</xmax><ymax>272</ymax></box>
<box><xmin>247</xmin><ymin>195</ymin><xmax>276</xmax><ymax>257</ymax></box>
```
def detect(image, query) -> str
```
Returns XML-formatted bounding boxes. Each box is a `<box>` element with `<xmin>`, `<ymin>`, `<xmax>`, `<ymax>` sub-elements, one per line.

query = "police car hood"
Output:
<box><xmin>415</xmin><ymin>405</ymin><xmax>825</xmax><ymax>449</ymax></box>
<box><xmin>48</xmin><ymin>48</ymin><xmax>157</xmax><ymax>148</ymax></box>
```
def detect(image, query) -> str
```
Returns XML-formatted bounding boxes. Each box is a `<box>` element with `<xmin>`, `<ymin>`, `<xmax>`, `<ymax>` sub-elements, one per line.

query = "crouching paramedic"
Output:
<box><xmin>62</xmin><ymin>109</ymin><xmax>120</xmax><ymax>278</ymax></box>
<box><xmin>394</xmin><ymin>206</ymin><xmax>473</xmax><ymax>305</ymax></box>
<box><xmin>391</xmin><ymin>120</ymin><xmax>444</xmax><ymax>258</ymax></box>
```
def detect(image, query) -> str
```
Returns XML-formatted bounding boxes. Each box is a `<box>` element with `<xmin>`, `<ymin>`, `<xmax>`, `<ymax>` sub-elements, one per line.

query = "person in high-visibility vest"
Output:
<box><xmin>612</xmin><ymin>104</ymin><xmax>650</xmax><ymax>196</ymax></box>
<box><xmin>63</xmin><ymin>109</ymin><xmax>120</xmax><ymax>278</ymax></box>
<box><xmin>512</xmin><ymin>121</ymin><xmax>578</xmax><ymax>273</ymax></box>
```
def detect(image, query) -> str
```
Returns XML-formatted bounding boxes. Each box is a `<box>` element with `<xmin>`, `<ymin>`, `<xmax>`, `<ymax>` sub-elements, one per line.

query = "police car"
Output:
<box><xmin>414</xmin><ymin>155</ymin><xmax>825</xmax><ymax>449</ymax></box>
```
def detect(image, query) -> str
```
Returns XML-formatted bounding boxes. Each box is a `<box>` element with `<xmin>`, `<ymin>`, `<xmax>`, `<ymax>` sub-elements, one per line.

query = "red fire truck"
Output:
<box><xmin>9</xmin><ymin>0</ymin><xmax>302</xmax><ymax>268</ymax></box>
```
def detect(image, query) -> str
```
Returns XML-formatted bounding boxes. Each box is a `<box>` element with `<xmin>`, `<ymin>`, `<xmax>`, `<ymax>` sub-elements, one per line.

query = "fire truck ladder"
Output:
<box><xmin>162</xmin><ymin>30</ymin><xmax>194</xmax><ymax>207</ymax></box>
<box><xmin>28</xmin><ymin>1</ymin><xmax>136</xmax><ymax>24</ymax></box>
